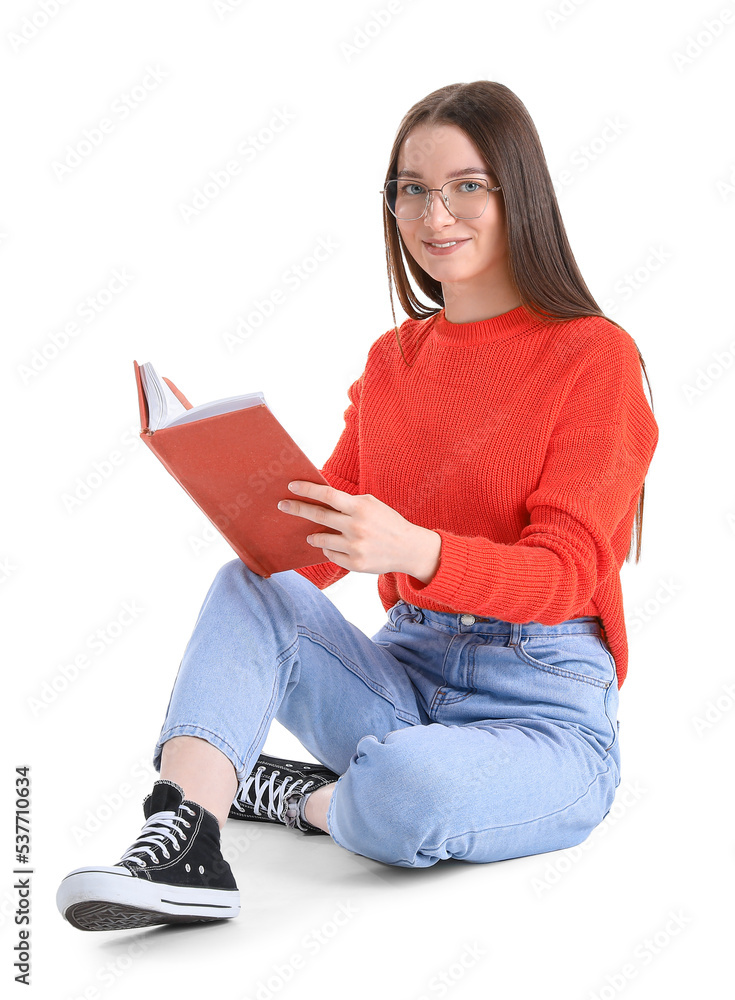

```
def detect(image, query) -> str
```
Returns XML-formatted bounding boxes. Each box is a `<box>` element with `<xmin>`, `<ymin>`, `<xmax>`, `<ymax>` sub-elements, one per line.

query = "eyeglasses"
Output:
<box><xmin>380</xmin><ymin>176</ymin><xmax>502</xmax><ymax>221</ymax></box>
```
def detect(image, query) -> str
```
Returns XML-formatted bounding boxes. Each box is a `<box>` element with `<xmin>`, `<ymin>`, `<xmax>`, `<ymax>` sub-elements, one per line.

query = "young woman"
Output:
<box><xmin>57</xmin><ymin>80</ymin><xmax>659</xmax><ymax>932</ymax></box>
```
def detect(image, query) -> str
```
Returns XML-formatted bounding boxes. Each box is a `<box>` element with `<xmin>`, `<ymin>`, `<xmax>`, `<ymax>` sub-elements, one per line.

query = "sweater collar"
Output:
<box><xmin>431</xmin><ymin>304</ymin><xmax>539</xmax><ymax>346</ymax></box>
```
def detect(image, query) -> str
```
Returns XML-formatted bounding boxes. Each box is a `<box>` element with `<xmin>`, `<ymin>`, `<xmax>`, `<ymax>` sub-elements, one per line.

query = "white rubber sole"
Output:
<box><xmin>57</xmin><ymin>866</ymin><xmax>240</xmax><ymax>931</ymax></box>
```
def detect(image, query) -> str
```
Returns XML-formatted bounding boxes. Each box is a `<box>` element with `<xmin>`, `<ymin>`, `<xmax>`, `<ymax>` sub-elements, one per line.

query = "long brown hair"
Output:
<box><xmin>381</xmin><ymin>80</ymin><xmax>654</xmax><ymax>564</ymax></box>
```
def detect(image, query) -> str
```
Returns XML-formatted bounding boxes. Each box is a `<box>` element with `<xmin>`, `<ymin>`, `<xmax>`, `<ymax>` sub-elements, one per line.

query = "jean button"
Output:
<box><xmin>460</xmin><ymin>614</ymin><xmax>475</xmax><ymax>625</ymax></box>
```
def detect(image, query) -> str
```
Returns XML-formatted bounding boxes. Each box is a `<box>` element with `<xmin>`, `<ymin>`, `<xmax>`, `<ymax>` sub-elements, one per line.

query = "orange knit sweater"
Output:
<box><xmin>295</xmin><ymin>304</ymin><xmax>659</xmax><ymax>688</ymax></box>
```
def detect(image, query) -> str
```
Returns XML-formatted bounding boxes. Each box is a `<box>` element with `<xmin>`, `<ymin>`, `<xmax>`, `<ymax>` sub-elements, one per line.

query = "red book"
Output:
<box><xmin>133</xmin><ymin>360</ymin><xmax>340</xmax><ymax>576</ymax></box>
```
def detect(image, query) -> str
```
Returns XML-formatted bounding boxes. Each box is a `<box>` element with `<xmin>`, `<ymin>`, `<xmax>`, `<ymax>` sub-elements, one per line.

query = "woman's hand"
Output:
<box><xmin>277</xmin><ymin>481</ymin><xmax>441</xmax><ymax>582</ymax></box>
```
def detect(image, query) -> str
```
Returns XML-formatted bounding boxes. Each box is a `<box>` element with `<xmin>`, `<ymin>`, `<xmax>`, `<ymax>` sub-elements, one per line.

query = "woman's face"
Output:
<box><xmin>394</xmin><ymin>123</ymin><xmax>512</xmax><ymax>310</ymax></box>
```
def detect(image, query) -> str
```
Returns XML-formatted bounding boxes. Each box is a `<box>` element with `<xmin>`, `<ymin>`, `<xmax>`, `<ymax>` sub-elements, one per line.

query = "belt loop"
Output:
<box><xmin>508</xmin><ymin>622</ymin><xmax>523</xmax><ymax>647</ymax></box>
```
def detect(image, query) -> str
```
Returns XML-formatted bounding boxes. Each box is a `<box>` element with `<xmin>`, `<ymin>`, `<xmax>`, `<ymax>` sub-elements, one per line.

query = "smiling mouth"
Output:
<box><xmin>423</xmin><ymin>239</ymin><xmax>469</xmax><ymax>248</ymax></box>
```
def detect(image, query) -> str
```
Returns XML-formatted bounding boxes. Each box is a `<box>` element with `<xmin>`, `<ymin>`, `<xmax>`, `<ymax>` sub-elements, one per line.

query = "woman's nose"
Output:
<box><xmin>422</xmin><ymin>189</ymin><xmax>454</xmax><ymax>224</ymax></box>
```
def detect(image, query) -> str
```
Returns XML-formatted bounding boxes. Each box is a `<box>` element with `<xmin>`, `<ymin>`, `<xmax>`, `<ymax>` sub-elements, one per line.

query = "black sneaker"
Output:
<box><xmin>228</xmin><ymin>753</ymin><xmax>340</xmax><ymax>834</ymax></box>
<box><xmin>56</xmin><ymin>779</ymin><xmax>240</xmax><ymax>931</ymax></box>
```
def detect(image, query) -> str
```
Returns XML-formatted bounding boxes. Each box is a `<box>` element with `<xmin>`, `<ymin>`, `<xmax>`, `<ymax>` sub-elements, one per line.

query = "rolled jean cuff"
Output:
<box><xmin>325</xmin><ymin>773</ymin><xmax>349</xmax><ymax>850</ymax></box>
<box><xmin>152</xmin><ymin>724</ymin><xmax>247</xmax><ymax>783</ymax></box>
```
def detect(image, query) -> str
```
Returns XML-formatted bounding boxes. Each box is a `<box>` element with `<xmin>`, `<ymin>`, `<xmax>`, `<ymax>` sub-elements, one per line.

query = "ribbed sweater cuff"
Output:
<box><xmin>402</xmin><ymin>530</ymin><xmax>494</xmax><ymax>609</ymax></box>
<box><xmin>294</xmin><ymin>560</ymin><xmax>342</xmax><ymax>590</ymax></box>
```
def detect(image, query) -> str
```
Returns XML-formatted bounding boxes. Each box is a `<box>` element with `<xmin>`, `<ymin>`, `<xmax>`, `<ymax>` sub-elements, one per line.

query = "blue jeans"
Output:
<box><xmin>153</xmin><ymin>559</ymin><xmax>621</xmax><ymax>869</ymax></box>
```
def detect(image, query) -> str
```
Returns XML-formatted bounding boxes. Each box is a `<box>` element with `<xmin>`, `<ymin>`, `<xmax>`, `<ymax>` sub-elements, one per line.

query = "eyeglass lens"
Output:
<box><xmin>384</xmin><ymin>178</ymin><xmax>490</xmax><ymax>220</ymax></box>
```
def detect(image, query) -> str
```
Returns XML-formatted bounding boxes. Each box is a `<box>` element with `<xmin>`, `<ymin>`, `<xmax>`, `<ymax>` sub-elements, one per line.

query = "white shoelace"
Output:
<box><xmin>117</xmin><ymin>806</ymin><xmax>195</xmax><ymax>867</ymax></box>
<box><xmin>231</xmin><ymin>767</ymin><xmax>314</xmax><ymax>822</ymax></box>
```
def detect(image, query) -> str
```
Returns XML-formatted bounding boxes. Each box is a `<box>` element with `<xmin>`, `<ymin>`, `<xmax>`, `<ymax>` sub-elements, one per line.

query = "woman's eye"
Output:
<box><xmin>402</xmin><ymin>183</ymin><xmax>425</xmax><ymax>196</ymax></box>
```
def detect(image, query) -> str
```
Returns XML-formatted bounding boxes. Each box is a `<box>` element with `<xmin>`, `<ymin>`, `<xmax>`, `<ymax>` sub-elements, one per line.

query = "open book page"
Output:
<box><xmin>139</xmin><ymin>362</ymin><xmax>190</xmax><ymax>430</ymax></box>
<box><xmin>165</xmin><ymin>390</ymin><xmax>266</xmax><ymax>427</ymax></box>
<box><xmin>140</xmin><ymin>362</ymin><xmax>266</xmax><ymax>430</ymax></box>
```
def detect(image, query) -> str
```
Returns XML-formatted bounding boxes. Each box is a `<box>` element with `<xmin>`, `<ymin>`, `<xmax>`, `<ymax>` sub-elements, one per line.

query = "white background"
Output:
<box><xmin>3</xmin><ymin>0</ymin><xmax>733</xmax><ymax>997</ymax></box>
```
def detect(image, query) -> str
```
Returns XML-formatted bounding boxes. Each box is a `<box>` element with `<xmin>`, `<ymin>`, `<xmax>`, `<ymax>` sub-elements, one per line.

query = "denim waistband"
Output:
<box><xmin>397</xmin><ymin>601</ymin><xmax>603</xmax><ymax>638</ymax></box>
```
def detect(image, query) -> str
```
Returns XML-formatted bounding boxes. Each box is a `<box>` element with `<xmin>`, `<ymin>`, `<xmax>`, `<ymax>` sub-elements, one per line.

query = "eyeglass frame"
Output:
<box><xmin>380</xmin><ymin>175</ymin><xmax>503</xmax><ymax>221</ymax></box>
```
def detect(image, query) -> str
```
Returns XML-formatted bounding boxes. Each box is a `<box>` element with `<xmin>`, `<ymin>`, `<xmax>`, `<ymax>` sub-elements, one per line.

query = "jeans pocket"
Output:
<box><xmin>513</xmin><ymin>631</ymin><xmax>619</xmax><ymax>753</ymax></box>
<box><xmin>513</xmin><ymin>633</ymin><xmax>615</xmax><ymax>689</ymax></box>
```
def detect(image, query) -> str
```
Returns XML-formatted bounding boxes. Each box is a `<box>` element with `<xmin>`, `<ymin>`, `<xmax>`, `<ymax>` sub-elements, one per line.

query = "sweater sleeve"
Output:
<box><xmin>292</xmin><ymin>371</ymin><xmax>364</xmax><ymax>590</ymax></box>
<box><xmin>399</xmin><ymin>332</ymin><xmax>659</xmax><ymax>623</ymax></box>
